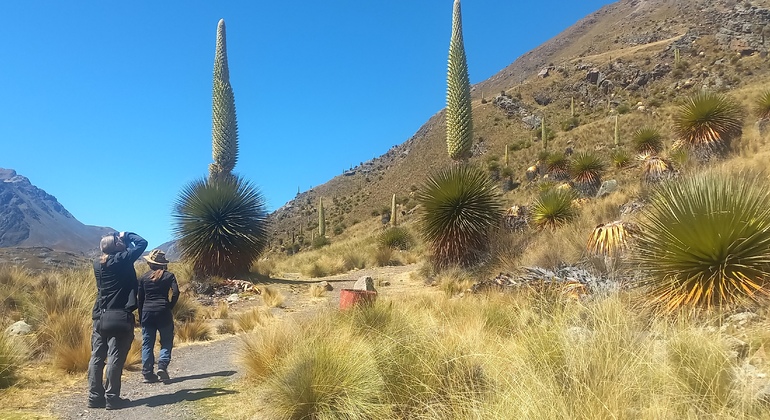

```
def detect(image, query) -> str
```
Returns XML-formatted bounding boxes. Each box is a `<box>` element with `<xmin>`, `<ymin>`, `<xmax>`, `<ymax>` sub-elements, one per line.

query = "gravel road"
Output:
<box><xmin>46</xmin><ymin>264</ymin><xmax>420</xmax><ymax>420</ymax></box>
<box><xmin>49</xmin><ymin>335</ymin><xmax>242</xmax><ymax>420</ymax></box>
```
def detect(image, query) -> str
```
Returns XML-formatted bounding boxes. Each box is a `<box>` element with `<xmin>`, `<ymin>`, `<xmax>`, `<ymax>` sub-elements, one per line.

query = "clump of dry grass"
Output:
<box><xmin>172</xmin><ymin>293</ymin><xmax>200</xmax><ymax>322</ymax></box>
<box><xmin>217</xmin><ymin>319</ymin><xmax>236</xmax><ymax>335</ymax></box>
<box><xmin>260</xmin><ymin>286</ymin><xmax>285</xmax><ymax>308</ymax></box>
<box><xmin>309</xmin><ymin>283</ymin><xmax>328</xmax><ymax>298</ymax></box>
<box><xmin>45</xmin><ymin>311</ymin><xmax>92</xmax><ymax>373</ymax></box>
<box><xmin>234</xmin><ymin>307</ymin><xmax>270</xmax><ymax>332</ymax></box>
<box><xmin>435</xmin><ymin>267</ymin><xmax>476</xmax><ymax>297</ymax></box>
<box><xmin>238</xmin><ymin>321</ymin><xmax>300</xmax><ymax>379</ymax></box>
<box><xmin>228</xmin><ymin>287</ymin><xmax>770</xmax><ymax>418</ymax></box>
<box><xmin>176</xmin><ymin>319</ymin><xmax>212</xmax><ymax>343</ymax></box>
<box><xmin>0</xmin><ymin>333</ymin><xmax>24</xmax><ymax>388</ymax></box>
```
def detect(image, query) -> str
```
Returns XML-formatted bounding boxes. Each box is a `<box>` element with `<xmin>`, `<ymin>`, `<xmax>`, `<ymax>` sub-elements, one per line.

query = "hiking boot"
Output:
<box><xmin>142</xmin><ymin>373</ymin><xmax>159</xmax><ymax>383</ymax></box>
<box><xmin>157</xmin><ymin>368</ymin><xmax>170</xmax><ymax>382</ymax></box>
<box><xmin>105</xmin><ymin>397</ymin><xmax>131</xmax><ymax>410</ymax></box>
<box><xmin>87</xmin><ymin>398</ymin><xmax>105</xmax><ymax>409</ymax></box>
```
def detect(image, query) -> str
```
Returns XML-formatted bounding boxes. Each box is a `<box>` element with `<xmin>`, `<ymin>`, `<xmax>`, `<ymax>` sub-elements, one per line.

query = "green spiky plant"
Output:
<box><xmin>209</xmin><ymin>19</ymin><xmax>239</xmax><ymax>182</ymax></box>
<box><xmin>173</xmin><ymin>176</ymin><xmax>268</xmax><ymax>278</ymax></box>
<box><xmin>318</xmin><ymin>198</ymin><xmax>326</xmax><ymax>237</ymax></box>
<box><xmin>545</xmin><ymin>152</ymin><xmax>570</xmax><ymax>180</ymax></box>
<box><xmin>635</xmin><ymin>172</ymin><xmax>770</xmax><ymax>312</ymax></box>
<box><xmin>632</xmin><ymin>127</ymin><xmax>664</xmax><ymax>156</ymax></box>
<box><xmin>417</xmin><ymin>165</ymin><xmax>502</xmax><ymax>269</ymax></box>
<box><xmin>672</xmin><ymin>91</ymin><xmax>743</xmax><ymax>159</ymax></box>
<box><xmin>610</xmin><ymin>148</ymin><xmax>631</xmax><ymax>168</ymax></box>
<box><xmin>569</xmin><ymin>151</ymin><xmax>605</xmax><ymax>196</ymax></box>
<box><xmin>174</xmin><ymin>19</ymin><xmax>269</xmax><ymax>278</ymax></box>
<box><xmin>530</xmin><ymin>188</ymin><xmax>578</xmax><ymax>230</ymax></box>
<box><xmin>755</xmin><ymin>90</ymin><xmax>770</xmax><ymax>120</ymax></box>
<box><xmin>445</xmin><ymin>0</ymin><xmax>472</xmax><ymax>161</ymax></box>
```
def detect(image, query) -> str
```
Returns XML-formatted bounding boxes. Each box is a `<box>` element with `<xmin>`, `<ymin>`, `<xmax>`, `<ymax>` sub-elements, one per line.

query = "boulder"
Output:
<box><xmin>318</xmin><ymin>281</ymin><xmax>333</xmax><ymax>291</ymax></box>
<box><xmin>353</xmin><ymin>276</ymin><xmax>377</xmax><ymax>292</ymax></box>
<box><xmin>5</xmin><ymin>320</ymin><xmax>31</xmax><ymax>336</ymax></box>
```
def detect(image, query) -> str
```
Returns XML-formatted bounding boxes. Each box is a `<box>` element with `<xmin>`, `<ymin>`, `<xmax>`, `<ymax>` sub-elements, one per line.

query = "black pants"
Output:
<box><xmin>87</xmin><ymin>319</ymin><xmax>134</xmax><ymax>403</ymax></box>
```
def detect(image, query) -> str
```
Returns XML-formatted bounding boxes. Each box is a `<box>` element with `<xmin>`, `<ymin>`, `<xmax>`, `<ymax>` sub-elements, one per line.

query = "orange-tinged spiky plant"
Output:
<box><xmin>586</xmin><ymin>221</ymin><xmax>639</xmax><ymax>257</ymax></box>
<box><xmin>635</xmin><ymin>172</ymin><xmax>770</xmax><ymax>312</ymax></box>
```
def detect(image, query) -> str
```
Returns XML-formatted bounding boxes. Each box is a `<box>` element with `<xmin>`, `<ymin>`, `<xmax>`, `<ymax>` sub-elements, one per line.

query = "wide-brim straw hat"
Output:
<box><xmin>144</xmin><ymin>249</ymin><xmax>170</xmax><ymax>266</ymax></box>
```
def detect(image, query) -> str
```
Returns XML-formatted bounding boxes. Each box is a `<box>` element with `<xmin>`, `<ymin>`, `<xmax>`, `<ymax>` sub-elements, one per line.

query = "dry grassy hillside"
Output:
<box><xmin>266</xmin><ymin>0</ymin><xmax>770</xmax><ymax>256</ymax></box>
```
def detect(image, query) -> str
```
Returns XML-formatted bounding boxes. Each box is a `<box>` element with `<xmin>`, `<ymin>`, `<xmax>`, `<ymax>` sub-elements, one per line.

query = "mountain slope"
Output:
<box><xmin>266</xmin><ymin>0</ymin><xmax>770</xmax><ymax>251</ymax></box>
<box><xmin>0</xmin><ymin>168</ymin><xmax>113</xmax><ymax>254</ymax></box>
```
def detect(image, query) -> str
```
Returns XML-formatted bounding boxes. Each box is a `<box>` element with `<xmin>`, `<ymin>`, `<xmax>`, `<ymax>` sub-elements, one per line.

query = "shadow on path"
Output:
<box><xmin>127</xmin><ymin>387</ymin><xmax>238</xmax><ymax>408</ymax></box>
<box><xmin>162</xmin><ymin>370</ymin><xmax>236</xmax><ymax>385</ymax></box>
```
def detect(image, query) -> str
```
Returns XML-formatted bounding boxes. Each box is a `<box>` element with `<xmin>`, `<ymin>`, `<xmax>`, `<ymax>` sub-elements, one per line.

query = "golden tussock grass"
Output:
<box><xmin>260</xmin><ymin>286</ymin><xmax>285</xmax><ymax>308</ymax></box>
<box><xmin>171</xmin><ymin>292</ymin><xmax>200</xmax><ymax>322</ymax></box>
<box><xmin>234</xmin><ymin>307</ymin><xmax>271</xmax><ymax>332</ymax></box>
<box><xmin>175</xmin><ymin>319</ymin><xmax>212</xmax><ymax>343</ymax></box>
<box><xmin>308</xmin><ymin>283</ymin><xmax>328</xmax><ymax>298</ymax></box>
<box><xmin>218</xmin><ymin>289</ymin><xmax>770</xmax><ymax>419</ymax></box>
<box><xmin>216</xmin><ymin>319</ymin><xmax>236</xmax><ymax>335</ymax></box>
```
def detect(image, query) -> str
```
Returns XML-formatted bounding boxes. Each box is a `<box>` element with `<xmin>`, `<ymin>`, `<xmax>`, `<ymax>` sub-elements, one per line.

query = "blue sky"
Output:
<box><xmin>1</xmin><ymin>1</ymin><xmax>615</xmax><ymax>249</ymax></box>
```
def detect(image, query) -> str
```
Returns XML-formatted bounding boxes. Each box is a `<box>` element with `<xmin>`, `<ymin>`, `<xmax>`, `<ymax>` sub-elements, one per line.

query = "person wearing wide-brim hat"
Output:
<box><xmin>137</xmin><ymin>249</ymin><xmax>179</xmax><ymax>383</ymax></box>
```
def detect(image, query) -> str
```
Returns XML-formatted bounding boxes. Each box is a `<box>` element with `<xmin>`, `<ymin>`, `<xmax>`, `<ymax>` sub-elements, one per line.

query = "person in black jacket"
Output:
<box><xmin>137</xmin><ymin>249</ymin><xmax>179</xmax><ymax>383</ymax></box>
<box><xmin>87</xmin><ymin>231</ymin><xmax>148</xmax><ymax>410</ymax></box>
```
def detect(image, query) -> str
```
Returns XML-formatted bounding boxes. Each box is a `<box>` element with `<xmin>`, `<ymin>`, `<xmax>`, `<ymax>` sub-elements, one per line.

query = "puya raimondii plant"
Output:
<box><xmin>445</xmin><ymin>0</ymin><xmax>472</xmax><ymax>162</ymax></box>
<box><xmin>635</xmin><ymin>172</ymin><xmax>770</xmax><ymax>312</ymax></box>
<box><xmin>175</xmin><ymin>19</ymin><xmax>268</xmax><ymax>278</ymax></box>
<box><xmin>209</xmin><ymin>19</ymin><xmax>239</xmax><ymax>182</ymax></box>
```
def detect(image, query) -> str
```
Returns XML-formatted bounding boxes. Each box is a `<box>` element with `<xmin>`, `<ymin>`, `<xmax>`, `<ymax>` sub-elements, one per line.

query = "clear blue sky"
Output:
<box><xmin>1</xmin><ymin>1</ymin><xmax>615</xmax><ymax>250</ymax></box>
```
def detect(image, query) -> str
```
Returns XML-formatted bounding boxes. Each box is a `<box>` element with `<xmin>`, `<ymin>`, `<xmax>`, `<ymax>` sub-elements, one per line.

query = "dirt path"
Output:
<box><xmin>47</xmin><ymin>264</ymin><xmax>422</xmax><ymax>420</ymax></box>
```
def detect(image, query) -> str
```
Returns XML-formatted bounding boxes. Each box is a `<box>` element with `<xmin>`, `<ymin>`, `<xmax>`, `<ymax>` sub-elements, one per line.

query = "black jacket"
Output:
<box><xmin>137</xmin><ymin>270</ymin><xmax>180</xmax><ymax>320</ymax></box>
<box><xmin>91</xmin><ymin>232</ymin><xmax>148</xmax><ymax>320</ymax></box>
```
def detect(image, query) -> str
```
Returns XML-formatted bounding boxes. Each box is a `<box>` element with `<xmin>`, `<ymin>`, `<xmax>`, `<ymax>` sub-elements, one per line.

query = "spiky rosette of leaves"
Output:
<box><xmin>635</xmin><ymin>172</ymin><xmax>770</xmax><ymax>312</ymax></box>
<box><xmin>642</xmin><ymin>156</ymin><xmax>676</xmax><ymax>184</ymax></box>
<box><xmin>631</xmin><ymin>127</ymin><xmax>664</xmax><ymax>156</ymax></box>
<box><xmin>530</xmin><ymin>188</ymin><xmax>579</xmax><ymax>230</ymax></box>
<box><xmin>586</xmin><ymin>221</ymin><xmax>640</xmax><ymax>257</ymax></box>
<box><xmin>610</xmin><ymin>148</ymin><xmax>631</xmax><ymax>168</ymax></box>
<box><xmin>672</xmin><ymin>91</ymin><xmax>743</xmax><ymax>157</ymax></box>
<box><xmin>210</xmin><ymin>19</ymin><xmax>239</xmax><ymax>182</ymax></box>
<box><xmin>569</xmin><ymin>151</ymin><xmax>605</xmax><ymax>196</ymax></box>
<box><xmin>445</xmin><ymin>0</ymin><xmax>473</xmax><ymax>161</ymax></box>
<box><xmin>417</xmin><ymin>165</ymin><xmax>502</xmax><ymax>269</ymax></box>
<box><xmin>546</xmin><ymin>152</ymin><xmax>570</xmax><ymax>180</ymax></box>
<box><xmin>173</xmin><ymin>176</ymin><xmax>268</xmax><ymax>278</ymax></box>
<box><xmin>755</xmin><ymin>90</ymin><xmax>770</xmax><ymax>120</ymax></box>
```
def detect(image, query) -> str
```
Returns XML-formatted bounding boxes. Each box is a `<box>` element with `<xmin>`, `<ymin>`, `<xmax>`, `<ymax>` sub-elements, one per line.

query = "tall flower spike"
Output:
<box><xmin>210</xmin><ymin>18</ymin><xmax>239</xmax><ymax>182</ymax></box>
<box><xmin>445</xmin><ymin>0</ymin><xmax>473</xmax><ymax>161</ymax></box>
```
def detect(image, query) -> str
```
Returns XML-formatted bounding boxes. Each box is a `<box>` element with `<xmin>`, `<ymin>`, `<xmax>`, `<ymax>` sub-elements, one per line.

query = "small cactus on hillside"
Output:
<box><xmin>318</xmin><ymin>198</ymin><xmax>326</xmax><ymax>237</ymax></box>
<box><xmin>445</xmin><ymin>0</ymin><xmax>473</xmax><ymax>161</ymax></box>
<box><xmin>390</xmin><ymin>194</ymin><xmax>398</xmax><ymax>227</ymax></box>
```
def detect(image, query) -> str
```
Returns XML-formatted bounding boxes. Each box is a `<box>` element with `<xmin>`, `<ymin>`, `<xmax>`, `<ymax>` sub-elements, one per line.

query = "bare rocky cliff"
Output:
<box><xmin>0</xmin><ymin>168</ymin><xmax>113</xmax><ymax>255</ymax></box>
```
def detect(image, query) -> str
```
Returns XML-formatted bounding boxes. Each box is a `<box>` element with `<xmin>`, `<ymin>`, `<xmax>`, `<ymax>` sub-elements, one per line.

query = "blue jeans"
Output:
<box><xmin>141</xmin><ymin>311</ymin><xmax>174</xmax><ymax>376</ymax></box>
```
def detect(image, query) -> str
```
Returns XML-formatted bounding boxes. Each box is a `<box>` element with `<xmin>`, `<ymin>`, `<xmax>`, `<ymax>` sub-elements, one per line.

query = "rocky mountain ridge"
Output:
<box><xmin>0</xmin><ymin>168</ymin><xmax>113</xmax><ymax>255</ymax></box>
<box><xmin>266</xmin><ymin>0</ymin><xmax>770</xmax><ymax>250</ymax></box>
